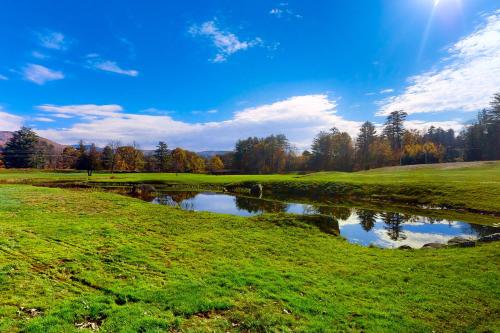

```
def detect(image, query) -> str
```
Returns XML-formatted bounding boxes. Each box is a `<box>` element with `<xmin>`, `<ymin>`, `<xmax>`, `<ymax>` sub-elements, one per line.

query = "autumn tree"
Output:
<box><xmin>208</xmin><ymin>155</ymin><xmax>224</xmax><ymax>173</ymax></box>
<box><xmin>116</xmin><ymin>145</ymin><xmax>145</xmax><ymax>171</ymax></box>
<box><xmin>61</xmin><ymin>146</ymin><xmax>79</xmax><ymax>169</ymax></box>
<box><xmin>101</xmin><ymin>141</ymin><xmax>120</xmax><ymax>172</ymax></box>
<box><xmin>310</xmin><ymin>128</ymin><xmax>354</xmax><ymax>171</ymax></box>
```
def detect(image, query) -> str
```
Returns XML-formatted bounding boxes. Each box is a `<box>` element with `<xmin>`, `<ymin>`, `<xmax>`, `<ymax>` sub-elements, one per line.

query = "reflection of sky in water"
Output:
<box><xmin>151</xmin><ymin>192</ymin><xmax>497</xmax><ymax>248</ymax></box>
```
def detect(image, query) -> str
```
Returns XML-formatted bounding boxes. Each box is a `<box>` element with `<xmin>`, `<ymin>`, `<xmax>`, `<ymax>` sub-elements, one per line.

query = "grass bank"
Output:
<box><xmin>1</xmin><ymin>161</ymin><xmax>499</xmax><ymax>214</ymax></box>
<box><xmin>0</xmin><ymin>185</ymin><xmax>499</xmax><ymax>332</ymax></box>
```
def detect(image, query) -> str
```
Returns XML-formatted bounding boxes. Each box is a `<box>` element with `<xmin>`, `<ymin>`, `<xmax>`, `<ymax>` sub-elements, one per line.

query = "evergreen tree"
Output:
<box><xmin>383</xmin><ymin>110</ymin><xmax>407</xmax><ymax>151</ymax></box>
<box><xmin>2</xmin><ymin>127</ymin><xmax>39</xmax><ymax>168</ymax></box>
<box><xmin>355</xmin><ymin>121</ymin><xmax>376</xmax><ymax>170</ymax></box>
<box><xmin>154</xmin><ymin>141</ymin><xmax>170</xmax><ymax>172</ymax></box>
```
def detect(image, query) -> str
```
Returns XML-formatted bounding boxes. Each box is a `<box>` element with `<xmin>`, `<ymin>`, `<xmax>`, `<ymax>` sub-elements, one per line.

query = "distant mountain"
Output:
<box><xmin>197</xmin><ymin>151</ymin><xmax>232</xmax><ymax>158</ymax></box>
<box><xmin>0</xmin><ymin>131</ymin><xmax>66</xmax><ymax>152</ymax></box>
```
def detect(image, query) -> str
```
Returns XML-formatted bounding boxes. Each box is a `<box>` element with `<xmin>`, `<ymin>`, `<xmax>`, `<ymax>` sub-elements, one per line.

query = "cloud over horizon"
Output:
<box><xmin>378</xmin><ymin>11</ymin><xmax>500</xmax><ymax>115</ymax></box>
<box><xmin>1</xmin><ymin>95</ymin><xmax>467</xmax><ymax>151</ymax></box>
<box><xmin>0</xmin><ymin>108</ymin><xmax>23</xmax><ymax>131</ymax></box>
<box><xmin>33</xmin><ymin>95</ymin><xmax>361</xmax><ymax>150</ymax></box>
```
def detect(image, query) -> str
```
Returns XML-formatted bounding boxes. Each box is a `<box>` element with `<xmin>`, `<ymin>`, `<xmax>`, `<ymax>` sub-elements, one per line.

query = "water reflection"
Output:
<box><xmin>150</xmin><ymin>191</ymin><xmax>498</xmax><ymax>248</ymax></box>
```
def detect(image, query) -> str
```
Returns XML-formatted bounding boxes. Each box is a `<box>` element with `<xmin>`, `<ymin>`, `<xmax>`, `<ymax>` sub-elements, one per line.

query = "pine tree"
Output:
<box><xmin>154</xmin><ymin>141</ymin><xmax>170</xmax><ymax>172</ymax></box>
<box><xmin>2</xmin><ymin>127</ymin><xmax>39</xmax><ymax>168</ymax></box>
<box><xmin>355</xmin><ymin>121</ymin><xmax>376</xmax><ymax>170</ymax></box>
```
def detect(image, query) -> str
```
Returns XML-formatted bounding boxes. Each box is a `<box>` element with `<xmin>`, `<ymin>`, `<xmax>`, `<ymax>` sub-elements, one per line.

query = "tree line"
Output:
<box><xmin>1</xmin><ymin>93</ymin><xmax>498</xmax><ymax>173</ymax></box>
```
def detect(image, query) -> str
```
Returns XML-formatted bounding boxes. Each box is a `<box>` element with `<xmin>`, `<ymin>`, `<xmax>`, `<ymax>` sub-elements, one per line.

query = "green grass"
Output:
<box><xmin>0</xmin><ymin>185</ymin><xmax>499</xmax><ymax>332</ymax></box>
<box><xmin>1</xmin><ymin>161</ymin><xmax>500</xmax><ymax>213</ymax></box>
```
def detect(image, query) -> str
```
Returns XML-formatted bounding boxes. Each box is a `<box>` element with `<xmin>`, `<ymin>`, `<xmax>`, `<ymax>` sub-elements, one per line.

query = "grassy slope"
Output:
<box><xmin>1</xmin><ymin>161</ymin><xmax>499</xmax><ymax>213</ymax></box>
<box><xmin>0</xmin><ymin>185</ymin><xmax>499</xmax><ymax>332</ymax></box>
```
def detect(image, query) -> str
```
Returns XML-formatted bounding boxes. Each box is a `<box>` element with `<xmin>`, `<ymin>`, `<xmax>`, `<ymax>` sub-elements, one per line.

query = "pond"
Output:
<box><xmin>148</xmin><ymin>191</ymin><xmax>499</xmax><ymax>249</ymax></box>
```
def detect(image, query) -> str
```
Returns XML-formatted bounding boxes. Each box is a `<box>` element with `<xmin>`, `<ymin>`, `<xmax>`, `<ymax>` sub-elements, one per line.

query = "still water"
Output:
<box><xmin>150</xmin><ymin>191</ymin><xmax>499</xmax><ymax>248</ymax></box>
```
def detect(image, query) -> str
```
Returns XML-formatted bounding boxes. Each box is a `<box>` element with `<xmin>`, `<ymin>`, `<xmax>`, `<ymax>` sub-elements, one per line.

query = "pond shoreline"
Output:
<box><xmin>34</xmin><ymin>179</ymin><xmax>500</xmax><ymax>222</ymax></box>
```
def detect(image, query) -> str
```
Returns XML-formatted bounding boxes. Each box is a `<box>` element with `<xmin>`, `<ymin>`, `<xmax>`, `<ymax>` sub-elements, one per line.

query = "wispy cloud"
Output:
<box><xmin>0</xmin><ymin>74</ymin><xmax>8</xmax><ymax>80</ymax></box>
<box><xmin>269</xmin><ymin>3</ymin><xmax>302</xmax><ymax>19</ymax></box>
<box><xmin>379</xmin><ymin>88</ymin><xmax>394</xmax><ymax>94</ymax></box>
<box><xmin>33</xmin><ymin>117</ymin><xmax>54</xmax><ymax>122</ymax></box>
<box><xmin>0</xmin><ymin>107</ymin><xmax>23</xmax><ymax>131</ymax></box>
<box><xmin>23</xmin><ymin>64</ymin><xmax>64</xmax><ymax>85</ymax></box>
<box><xmin>378</xmin><ymin>11</ymin><xmax>500</xmax><ymax>115</ymax></box>
<box><xmin>86</xmin><ymin>54</ymin><xmax>139</xmax><ymax>77</ymax></box>
<box><xmin>37</xmin><ymin>104</ymin><xmax>123</xmax><ymax>118</ymax></box>
<box><xmin>35</xmin><ymin>30</ymin><xmax>69</xmax><ymax>50</ymax></box>
<box><xmin>189</xmin><ymin>20</ymin><xmax>262</xmax><ymax>63</ymax></box>
<box><xmin>32</xmin><ymin>51</ymin><xmax>49</xmax><ymax>59</ymax></box>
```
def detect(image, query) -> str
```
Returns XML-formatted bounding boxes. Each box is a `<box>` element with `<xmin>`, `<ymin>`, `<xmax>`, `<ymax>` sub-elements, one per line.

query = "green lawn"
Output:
<box><xmin>1</xmin><ymin>161</ymin><xmax>499</xmax><ymax>213</ymax></box>
<box><xmin>0</xmin><ymin>185</ymin><xmax>499</xmax><ymax>332</ymax></box>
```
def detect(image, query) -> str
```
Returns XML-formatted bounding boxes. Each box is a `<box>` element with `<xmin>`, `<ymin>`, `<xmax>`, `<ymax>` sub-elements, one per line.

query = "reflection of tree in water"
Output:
<box><xmin>311</xmin><ymin>205</ymin><xmax>352</xmax><ymax>220</ymax></box>
<box><xmin>357</xmin><ymin>210</ymin><xmax>377</xmax><ymax>231</ymax></box>
<box><xmin>468</xmin><ymin>223</ymin><xmax>499</xmax><ymax>238</ymax></box>
<box><xmin>154</xmin><ymin>191</ymin><xmax>199</xmax><ymax>209</ymax></box>
<box><xmin>234</xmin><ymin>196</ymin><xmax>288</xmax><ymax>214</ymax></box>
<box><xmin>298</xmin><ymin>215</ymin><xmax>340</xmax><ymax>235</ymax></box>
<box><xmin>381</xmin><ymin>212</ymin><xmax>407</xmax><ymax>241</ymax></box>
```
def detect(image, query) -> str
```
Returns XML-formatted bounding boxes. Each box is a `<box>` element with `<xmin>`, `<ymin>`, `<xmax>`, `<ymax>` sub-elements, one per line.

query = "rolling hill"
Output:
<box><xmin>0</xmin><ymin>131</ymin><xmax>66</xmax><ymax>152</ymax></box>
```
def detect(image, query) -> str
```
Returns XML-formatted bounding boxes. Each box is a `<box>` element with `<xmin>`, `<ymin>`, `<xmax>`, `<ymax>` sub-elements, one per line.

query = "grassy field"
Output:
<box><xmin>1</xmin><ymin>161</ymin><xmax>499</xmax><ymax>213</ymax></box>
<box><xmin>0</xmin><ymin>185</ymin><xmax>499</xmax><ymax>332</ymax></box>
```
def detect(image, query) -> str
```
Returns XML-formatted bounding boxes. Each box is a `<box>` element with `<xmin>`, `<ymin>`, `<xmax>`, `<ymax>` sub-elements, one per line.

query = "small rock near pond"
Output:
<box><xmin>477</xmin><ymin>233</ymin><xmax>500</xmax><ymax>243</ymax></box>
<box><xmin>422</xmin><ymin>243</ymin><xmax>447</xmax><ymax>249</ymax></box>
<box><xmin>447</xmin><ymin>237</ymin><xmax>476</xmax><ymax>247</ymax></box>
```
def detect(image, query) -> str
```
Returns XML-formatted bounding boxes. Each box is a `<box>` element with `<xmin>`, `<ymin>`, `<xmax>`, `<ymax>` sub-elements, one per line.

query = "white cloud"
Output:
<box><xmin>35</xmin><ymin>95</ymin><xmax>362</xmax><ymax>150</ymax></box>
<box><xmin>23</xmin><ymin>64</ymin><xmax>64</xmax><ymax>85</ymax></box>
<box><xmin>37</xmin><ymin>104</ymin><xmax>123</xmax><ymax>118</ymax></box>
<box><xmin>269</xmin><ymin>3</ymin><xmax>302</xmax><ymax>19</ymax></box>
<box><xmin>0</xmin><ymin>74</ymin><xmax>8</xmax><ymax>80</ymax></box>
<box><xmin>86</xmin><ymin>55</ymin><xmax>139</xmax><ymax>77</ymax></box>
<box><xmin>36</xmin><ymin>30</ymin><xmax>68</xmax><ymax>50</ymax></box>
<box><xmin>0</xmin><ymin>108</ymin><xmax>23</xmax><ymax>131</ymax></box>
<box><xmin>379</xmin><ymin>88</ymin><xmax>394</xmax><ymax>94</ymax></box>
<box><xmin>405</xmin><ymin>120</ymin><xmax>464</xmax><ymax>133</ymax></box>
<box><xmin>378</xmin><ymin>11</ymin><xmax>500</xmax><ymax>115</ymax></box>
<box><xmin>189</xmin><ymin>20</ymin><xmax>262</xmax><ymax>63</ymax></box>
<box><xmin>33</xmin><ymin>117</ymin><xmax>54</xmax><ymax>122</ymax></box>
<box><xmin>32</xmin><ymin>51</ymin><xmax>48</xmax><ymax>59</ymax></box>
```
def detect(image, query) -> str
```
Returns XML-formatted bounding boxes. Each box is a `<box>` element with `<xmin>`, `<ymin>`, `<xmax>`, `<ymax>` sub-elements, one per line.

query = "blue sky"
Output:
<box><xmin>0</xmin><ymin>0</ymin><xmax>499</xmax><ymax>150</ymax></box>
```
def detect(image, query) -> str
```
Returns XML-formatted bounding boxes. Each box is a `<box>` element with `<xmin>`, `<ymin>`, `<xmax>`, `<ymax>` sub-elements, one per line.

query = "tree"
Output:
<box><xmin>101</xmin><ymin>141</ymin><xmax>120</xmax><ymax>173</ymax></box>
<box><xmin>383</xmin><ymin>110</ymin><xmax>408</xmax><ymax>162</ymax></box>
<box><xmin>355</xmin><ymin>121</ymin><xmax>376</xmax><ymax>170</ymax></box>
<box><xmin>87</xmin><ymin>144</ymin><xmax>101</xmax><ymax>176</ymax></box>
<box><xmin>116</xmin><ymin>145</ymin><xmax>145</xmax><ymax>171</ymax></box>
<box><xmin>233</xmin><ymin>135</ymin><xmax>291</xmax><ymax>173</ymax></box>
<box><xmin>61</xmin><ymin>146</ymin><xmax>79</xmax><ymax>169</ymax></box>
<box><xmin>2</xmin><ymin>127</ymin><xmax>39</xmax><ymax>168</ymax></box>
<box><xmin>75</xmin><ymin>140</ymin><xmax>88</xmax><ymax>171</ymax></box>
<box><xmin>154</xmin><ymin>141</ymin><xmax>170</xmax><ymax>172</ymax></box>
<box><xmin>310</xmin><ymin>128</ymin><xmax>354</xmax><ymax>171</ymax></box>
<box><xmin>208</xmin><ymin>155</ymin><xmax>224</xmax><ymax>173</ymax></box>
<box><xmin>170</xmin><ymin>148</ymin><xmax>189</xmax><ymax>173</ymax></box>
<box><xmin>368</xmin><ymin>137</ymin><xmax>394</xmax><ymax>169</ymax></box>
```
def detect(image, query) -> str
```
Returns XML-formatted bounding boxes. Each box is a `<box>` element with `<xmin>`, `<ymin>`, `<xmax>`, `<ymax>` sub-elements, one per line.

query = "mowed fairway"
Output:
<box><xmin>1</xmin><ymin>161</ymin><xmax>500</xmax><ymax>213</ymax></box>
<box><xmin>0</xmin><ymin>183</ymin><xmax>499</xmax><ymax>332</ymax></box>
